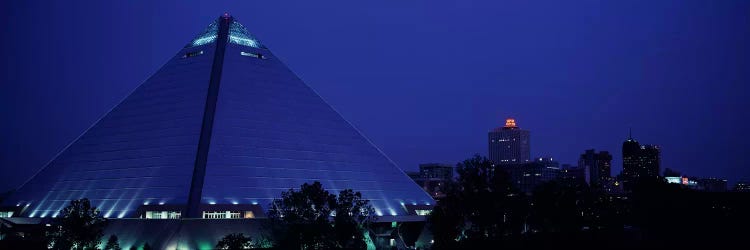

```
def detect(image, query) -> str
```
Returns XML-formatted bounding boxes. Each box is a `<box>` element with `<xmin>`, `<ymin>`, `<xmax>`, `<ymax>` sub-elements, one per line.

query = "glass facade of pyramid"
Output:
<box><xmin>189</xmin><ymin>17</ymin><xmax>265</xmax><ymax>49</ymax></box>
<box><xmin>2</xmin><ymin>14</ymin><xmax>433</xmax><ymax>219</ymax></box>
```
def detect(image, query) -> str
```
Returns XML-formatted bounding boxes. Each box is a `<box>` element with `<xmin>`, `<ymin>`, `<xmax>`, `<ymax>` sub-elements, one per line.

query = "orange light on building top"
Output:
<box><xmin>504</xmin><ymin>118</ymin><xmax>518</xmax><ymax>128</ymax></box>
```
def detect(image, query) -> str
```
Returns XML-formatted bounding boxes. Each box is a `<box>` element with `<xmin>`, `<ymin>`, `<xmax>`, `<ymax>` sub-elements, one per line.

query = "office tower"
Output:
<box><xmin>622</xmin><ymin>133</ymin><xmax>661</xmax><ymax>187</ymax></box>
<box><xmin>407</xmin><ymin>163</ymin><xmax>454</xmax><ymax>199</ymax></box>
<box><xmin>559</xmin><ymin>163</ymin><xmax>586</xmax><ymax>186</ymax></box>
<box><xmin>578</xmin><ymin>149</ymin><xmax>612</xmax><ymax>187</ymax></box>
<box><xmin>735</xmin><ymin>181</ymin><xmax>750</xmax><ymax>192</ymax></box>
<box><xmin>506</xmin><ymin>157</ymin><xmax>561</xmax><ymax>194</ymax></box>
<box><xmin>488</xmin><ymin>118</ymin><xmax>530</xmax><ymax>165</ymax></box>
<box><xmin>418</xmin><ymin>163</ymin><xmax>454</xmax><ymax>180</ymax></box>
<box><xmin>698</xmin><ymin>178</ymin><xmax>728</xmax><ymax>192</ymax></box>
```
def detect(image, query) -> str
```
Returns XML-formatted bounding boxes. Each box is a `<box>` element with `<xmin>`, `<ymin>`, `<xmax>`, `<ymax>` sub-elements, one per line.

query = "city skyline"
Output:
<box><xmin>2</xmin><ymin>0</ymin><xmax>749</xmax><ymax>193</ymax></box>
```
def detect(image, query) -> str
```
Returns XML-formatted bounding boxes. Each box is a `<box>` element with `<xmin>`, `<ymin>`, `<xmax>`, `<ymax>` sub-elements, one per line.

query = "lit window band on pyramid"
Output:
<box><xmin>3</xmin><ymin>14</ymin><xmax>433</xmax><ymax>219</ymax></box>
<box><xmin>189</xmin><ymin>15</ymin><xmax>265</xmax><ymax>49</ymax></box>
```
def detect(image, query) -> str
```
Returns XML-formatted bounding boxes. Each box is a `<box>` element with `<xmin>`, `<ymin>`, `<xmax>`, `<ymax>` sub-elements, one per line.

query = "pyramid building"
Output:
<box><xmin>4</xmin><ymin>14</ymin><xmax>433</xmax><ymax>219</ymax></box>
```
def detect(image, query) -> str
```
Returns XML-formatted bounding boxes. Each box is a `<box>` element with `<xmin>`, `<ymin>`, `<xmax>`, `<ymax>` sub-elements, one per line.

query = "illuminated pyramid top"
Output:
<box><xmin>189</xmin><ymin>13</ymin><xmax>265</xmax><ymax>49</ymax></box>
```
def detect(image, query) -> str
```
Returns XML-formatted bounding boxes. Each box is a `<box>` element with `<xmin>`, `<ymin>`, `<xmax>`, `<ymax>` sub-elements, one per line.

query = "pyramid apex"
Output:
<box><xmin>188</xmin><ymin>15</ymin><xmax>265</xmax><ymax>49</ymax></box>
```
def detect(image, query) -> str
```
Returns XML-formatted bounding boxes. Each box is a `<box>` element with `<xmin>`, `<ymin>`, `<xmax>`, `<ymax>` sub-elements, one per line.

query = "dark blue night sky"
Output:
<box><xmin>1</xmin><ymin>0</ymin><xmax>748</xmax><ymax>192</ymax></box>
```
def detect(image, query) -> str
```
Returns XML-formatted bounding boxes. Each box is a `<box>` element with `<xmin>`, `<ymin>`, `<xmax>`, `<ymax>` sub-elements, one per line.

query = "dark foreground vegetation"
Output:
<box><xmin>265</xmin><ymin>182</ymin><xmax>376</xmax><ymax>249</ymax></box>
<box><xmin>0</xmin><ymin>182</ymin><xmax>376</xmax><ymax>250</ymax></box>
<box><xmin>2</xmin><ymin>155</ymin><xmax>749</xmax><ymax>249</ymax></box>
<box><xmin>428</xmin><ymin>155</ymin><xmax>750</xmax><ymax>249</ymax></box>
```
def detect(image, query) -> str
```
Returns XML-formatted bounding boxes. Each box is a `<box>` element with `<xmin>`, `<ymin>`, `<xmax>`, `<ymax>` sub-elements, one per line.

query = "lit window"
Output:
<box><xmin>202</xmin><ymin>211</ymin><xmax>241</xmax><ymax>219</ymax></box>
<box><xmin>0</xmin><ymin>211</ymin><xmax>13</xmax><ymax>218</ymax></box>
<box><xmin>415</xmin><ymin>210</ymin><xmax>432</xmax><ymax>216</ymax></box>
<box><xmin>182</xmin><ymin>50</ymin><xmax>204</xmax><ymax>58</ymax></box>
<box><xmin>240</xmin><ymin>51</ymin><xmax>266</xmax><ymax>59</ymax></box>
<box><xmin>145</xmin><ymin>211</ymin><xmax>181</xmax><ymax>219</ymax></box>
<box><xmin>189</xmin><ymin>20</ymin><xmax>219</xmax><ymax>47</ymax></box>
<box><xmin>244</xmin><ymin>211</ymin><xmax>255</xmax><ymax>219</ymax></box>
<box><xmin>146</xmin><ymin>211</ymin><xmax>160</xmax><ymax>219</ymax></box>
<box><xmin>228</xmin><ymin>21</ymin><xmax>265</xmax><ymax>48</ymax></box>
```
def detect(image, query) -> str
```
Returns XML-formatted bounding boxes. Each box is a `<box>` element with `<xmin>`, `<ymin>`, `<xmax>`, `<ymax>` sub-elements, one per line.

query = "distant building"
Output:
<box><xmin>407</xmin><ymin>163</ymin><xmax>454</xmax><ymax>199</ymax></box>
<box><xmin>663</xmin><ymin>168</ymin><xmax>682</xmax><ymax>177</ymax></box>
<box><xmin>734</xmin><ymin>181</ymin><xmax>750</xmax><ymax>192</ymax></box>
<box><xmin>665</xmin><ymin>176</ymin><xmax>699</xmax><ymax>189</ymax></box>
<box><xmin>418</xmin><ymin>163</ymin><xmax>454</xmax><ymax>180</ymax></box>
<box><xmin>488</xmin><ymin>118</ymin><xmax>531</xmax><ymax>165</ymax></box>
<box><xmin>578</xmin><ymin>149</ymin><xmax>612</xmax><ymax>188</ymax></box>
<box><xmin>698</xmin><ymin>178</ymin><xmax>728</xmax><ymax>192</ymax></box>
<box><xmin>559</xmin><ymin>164</ymin><xmax>586</xmax><ymax>186</ymax></box>
<box><xmin>639</xmin><ymin>145</ymin><xmax>661</xmax><ymax>175</ymax></box>
<box><xmin>622</xmin><ymin>134</ymin><xmax>661</xmax><ymax>187</ymax></box>
<box><xmin>506</xmin><ymin>157</ymin><xmax>561</xmax><ymax>194</ymax></box>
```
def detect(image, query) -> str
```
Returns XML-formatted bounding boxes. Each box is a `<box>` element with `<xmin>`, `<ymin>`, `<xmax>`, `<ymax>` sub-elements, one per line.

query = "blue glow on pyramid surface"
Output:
<box><xmin>192</xmin><ymin>35</ymin><xmax>217</xmax><ymax>47</ymax></box>
<box><xmin>189</xmin><ymin>18</ymin><xmax>265</xmax><ymax>49</ymax></box>
<box><xmin>3</xmin><ymin>15</ymin><xmax>432</xmax><ymax>218</ymax></box>
<box><xmin>228</xmin><ymin>20</ymin><xmax>265</xmax><ymax>48</ymax></box>
<box><xmin>190</xmin><ymin>20</ymin><xmax>219</xmax><ymax>47</ymax></box>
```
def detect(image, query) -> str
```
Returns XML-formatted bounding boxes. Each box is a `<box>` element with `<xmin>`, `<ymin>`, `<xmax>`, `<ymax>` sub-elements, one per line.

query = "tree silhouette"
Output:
<box><xmin>429</xmin><ymin>155</ymin><xmax>527</xmax><ymax>248</ymax></box>
<box><xmin>47</xmin><ymin>198</ymin><xmax>107</xmax><ymax>250</ymax></box>
<box><xmin>267</xmin><ymin>181</ymin><xmax>376</xmax><ymax>249</ymax></box>
<box><xmin>103</xmin><ymin>234</ymin><xmax>121</xmax><ymax>250</ymax></box>
<box><xmin>528</xmin><ymin>181</ymin><xmax>586</xmax><ymax>233</ymax></box>
<box><xmin>216</xmin><ymin>233</ymin><xmax>253</xmax><ymax>250</ymax></box>
<box><xmin>268</xmin><ymin>181</ymin><xmax>337</xmax><ymax>249</ymax></box>
<box><xmin>428</xmin><ymin>154</ymin><xmax>750</xmax><ymax>249</ymax></box>
<box><xmin>333</xmin><ymin>189</ymin><xmax>377</xmax><ymax>249</ymax></box>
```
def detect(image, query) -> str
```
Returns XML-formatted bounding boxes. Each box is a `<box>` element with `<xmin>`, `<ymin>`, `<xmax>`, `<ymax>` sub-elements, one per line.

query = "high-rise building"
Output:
<box><xmin>407</xmin><ymin>163</ymin><xmax>454</xmax><ymax>199</ymax></box>
<box><xmin>622</xmin><ymin>134</ymin><xmax>661</xmax><ymax>187</ymax></box>
<box><xmin>418</xmin><ymin>163</ymin><xmax>454</xmax><ymax>180</ymax></box>
<box><xmin>488</xmin><ymin>118</ymin><xmax>530</xmax><ymax>165</ymax></box>
<box><xmin>1</xmin><ymin>14</ymin><xmax>433</xmax><ymax>220</ymax></box>
<box><xmin>734</xmin><ymin>181</ymin><xmax>750</xmax><ymax>192</ymax></box>
<box><xmin>578</xmin><ymin>149</ymin><xmax>612</xmax><ymax>188</ymax></box>
<box><xmin>664</xmin><ymin>176</ymin><xmax>699</xmax><ymax>189</ymax></box>
<box><xmin>506</xmin><ymin>157</ymin><xmax>560</xmax><ymax>194</ymax></box>
<box><xmin>698</xmin><ymin>178</ymin><xmax>728</xmax><ymax>192</ymax></box>
<box><xmin>639</xmin><ymin>145</ymin><xmax>661</xmax><ymax>176</ymax></box>
<box><xmin>559</xmin><ymin>164</ymin><xmax>586</xmax><ymax>186</ymax></box>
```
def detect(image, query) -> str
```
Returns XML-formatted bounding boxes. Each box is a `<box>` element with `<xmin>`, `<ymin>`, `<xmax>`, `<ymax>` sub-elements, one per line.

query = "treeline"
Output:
<box><xmin>1</xmin><ymin>182</ymin><xmax>376</xmax><ymax>250</ymax></box>
<box><xmin>428</xmin><ymin>155</ymin><xmax>750</xmax><ymax>249</ymax></box>
<box><xmin>5</xmin><ymin>155</ymin><xmax>749</xmax><ymax>249</ymax></box>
